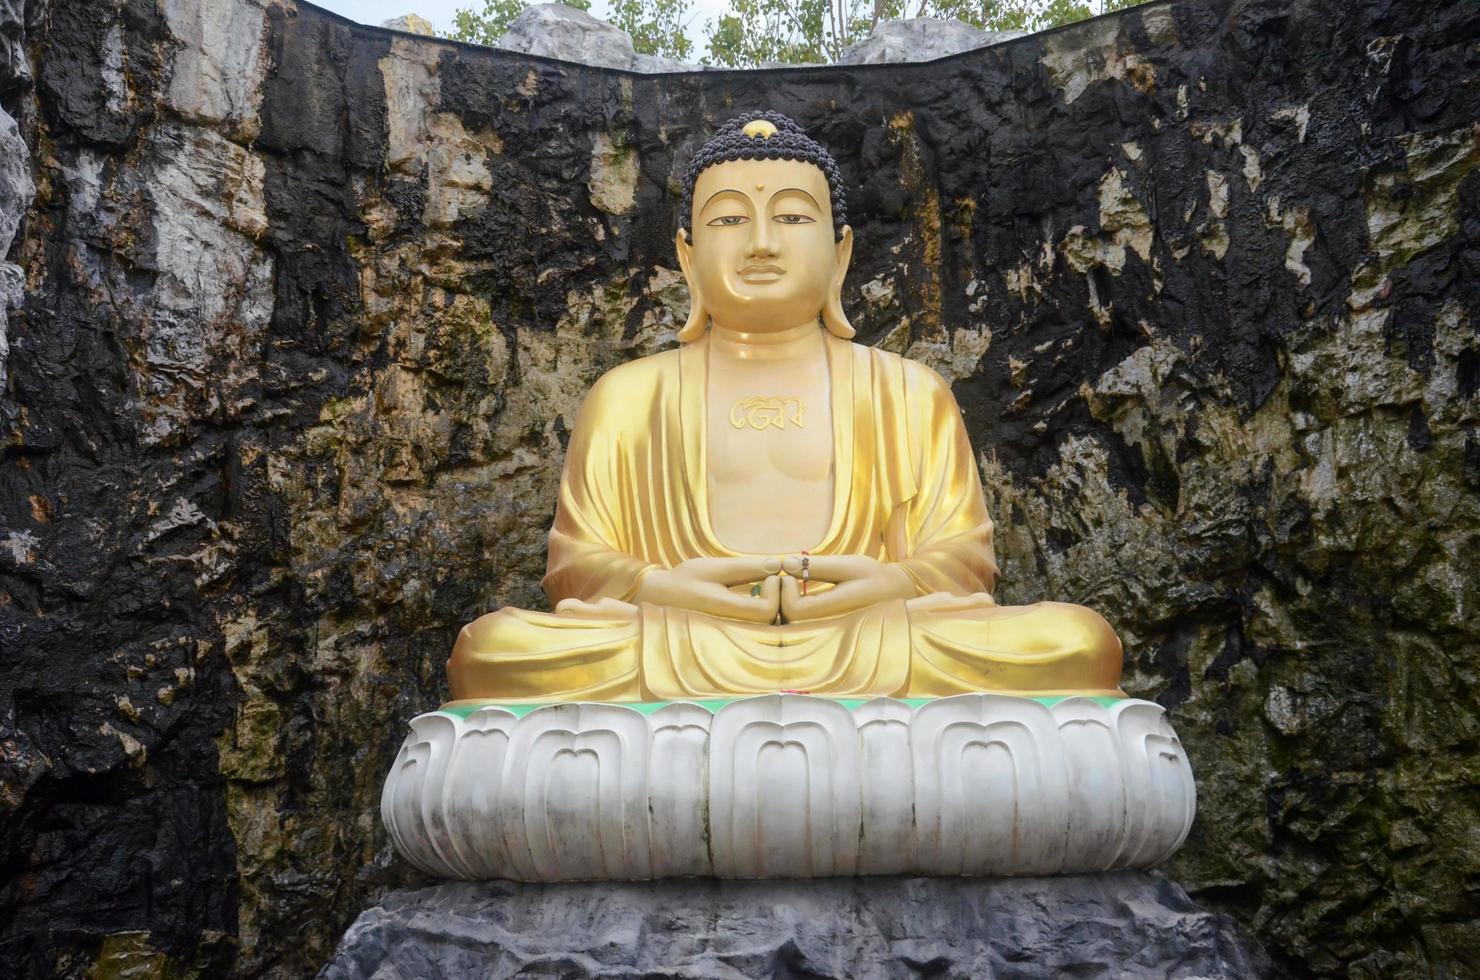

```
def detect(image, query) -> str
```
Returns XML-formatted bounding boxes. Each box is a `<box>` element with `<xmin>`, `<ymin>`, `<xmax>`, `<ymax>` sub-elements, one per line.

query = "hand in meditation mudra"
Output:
<box><xmin>447</xmin><ymin>113</ymin><xmax>1125</xmax><ymax>705</ymax></box>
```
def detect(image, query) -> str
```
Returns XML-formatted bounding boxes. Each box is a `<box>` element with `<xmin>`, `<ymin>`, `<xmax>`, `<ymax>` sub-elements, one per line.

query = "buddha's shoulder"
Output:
<box><xmin>857</xmin><ymin>343</ymin><xmax>956</xmax><ymax>397</ymax></box>
<box><xmin>583</xmin><ymin>348</ymin><xmax>681</xmax><ymax>403</ymax></box>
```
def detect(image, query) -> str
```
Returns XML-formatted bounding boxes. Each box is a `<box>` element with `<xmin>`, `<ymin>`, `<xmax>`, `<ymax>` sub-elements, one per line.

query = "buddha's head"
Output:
<box><xmin>676</xmin><ymin>112</ymin><xmax>854</xmax><ymax>342</ymax></box>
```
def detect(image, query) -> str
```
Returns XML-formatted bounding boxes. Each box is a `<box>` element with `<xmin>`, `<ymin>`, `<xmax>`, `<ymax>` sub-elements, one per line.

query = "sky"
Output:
<box><xmin>307</xmin><ymin>0</ymin><xmax>732</xmax><ymax>53</ymax></box>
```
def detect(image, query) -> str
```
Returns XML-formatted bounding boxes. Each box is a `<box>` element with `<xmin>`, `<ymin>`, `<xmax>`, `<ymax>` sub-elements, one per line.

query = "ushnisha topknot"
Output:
<box><xmin>680</xmin><ymin>111</ymin><xmax>849</xmax><ymax>242</ymax></box>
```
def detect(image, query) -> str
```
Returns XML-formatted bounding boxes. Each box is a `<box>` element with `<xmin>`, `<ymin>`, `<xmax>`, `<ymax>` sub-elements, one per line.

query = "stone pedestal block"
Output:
<box><xmin>320</xmin><ymin>874</ymin><xmax>1271</xmax><ymax>978</ymax></box>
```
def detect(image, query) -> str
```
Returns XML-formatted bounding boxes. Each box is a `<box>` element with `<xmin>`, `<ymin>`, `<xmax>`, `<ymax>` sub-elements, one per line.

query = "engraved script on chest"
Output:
<box><xmin>730</xmin><ymin>395</ymin><xmax>806</xmax><ymax>430</ymax></box>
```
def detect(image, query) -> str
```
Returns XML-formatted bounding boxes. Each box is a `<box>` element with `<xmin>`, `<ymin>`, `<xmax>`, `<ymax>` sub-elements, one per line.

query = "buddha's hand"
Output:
<box><xmin>632</xmin><ymin>556</ymin><xmax>782</xmax><ymax>623</ymax></box>
<box><xmin>778</xmin><ymin>554</ymin><xmax>916</xmax><ymax>622</ymax></box>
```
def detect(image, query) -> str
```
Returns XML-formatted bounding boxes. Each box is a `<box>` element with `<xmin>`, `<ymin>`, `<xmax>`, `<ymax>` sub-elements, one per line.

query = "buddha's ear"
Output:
<box><xmin>822</xmin><ymin>224</ymin><xmax>856</xmax><ymax>339</ymax></box>
<box><xmin>675</xmin><ymin>228</ymin><xmax>708</xmax><ymax>343</ymax></box>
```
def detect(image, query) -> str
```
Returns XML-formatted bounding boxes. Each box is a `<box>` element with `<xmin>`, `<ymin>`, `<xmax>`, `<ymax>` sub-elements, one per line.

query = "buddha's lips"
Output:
<box><xmin>739</xmin><ymin>264</ymin><xmax>784</xmax><ymax>280</ymax></box>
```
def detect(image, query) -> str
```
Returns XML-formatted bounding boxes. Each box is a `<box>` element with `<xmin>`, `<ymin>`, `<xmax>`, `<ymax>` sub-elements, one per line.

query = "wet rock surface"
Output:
<box><xmin>1</xmin><ymin>0</ymin><xmax>1477</xmax><ymax>976</ymax></box>
<box><xmin>0</xmin><ymin>0</ymin><xmax>33</xmax><ymax>390</ymax></box>
<box><xmin>0</xmin><ymin>103</ymin><xmax>27</xmax><ymax>386</ymax></box>
<box><xmin>319</xmin><ymin>874</ymin><xmax>1272</xmax><ymax>980</ymax></box>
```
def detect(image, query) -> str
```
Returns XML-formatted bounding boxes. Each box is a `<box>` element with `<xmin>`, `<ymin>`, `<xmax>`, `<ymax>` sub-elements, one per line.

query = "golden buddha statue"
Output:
<box><xmin>447</xmin><ymin>113</ymin><xmax>1124</xmax><ymax>706</ymax></box>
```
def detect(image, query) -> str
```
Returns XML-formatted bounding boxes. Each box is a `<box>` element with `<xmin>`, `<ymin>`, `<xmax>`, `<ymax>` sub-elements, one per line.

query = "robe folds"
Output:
<box><xmin>447</xmin><ymin>331</ymin><xmax>1124</xmax><ymax>703</ymax></box>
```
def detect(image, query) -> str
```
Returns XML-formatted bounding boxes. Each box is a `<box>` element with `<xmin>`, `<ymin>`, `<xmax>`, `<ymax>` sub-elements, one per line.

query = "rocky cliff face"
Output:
<box><xmin>0</xmin><ymin>0</ymin><xmax>1475</xmax><ymax>976</ymax></box>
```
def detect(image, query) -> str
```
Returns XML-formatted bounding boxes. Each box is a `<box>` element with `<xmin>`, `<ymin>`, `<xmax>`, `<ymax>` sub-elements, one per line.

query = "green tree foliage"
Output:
<box><xmin>926</xmin><ymin>0</ymin><xmax>1114</xmax><ymax>34</ymax></box>
<box><xmin>449</xmin><ymin>0</ymin><xmax>588</xmax><ymax>46</ymax></box>
<box><xmin>609</xmin><ymin>0</ymin><xmax>696</xmax><ymax>59</ymax></box>
<box><xmin>446</xmin><ymin>0</ymin><xmax>1151</xmax><ymax>66</ymax></box>
<box><xmin>702</xmin><ymin>0</ymin><xmax>1150</xmax><ymax>66</ymax></box>
<box><xmin>449</xmin><ymin>0</ymin><xmax>696</xmax><ymax>58</ymax></box>
<box><xmin>706</xmin><ymin>0</ymin><xmax>868</xmax><ymax>66</ymax></box>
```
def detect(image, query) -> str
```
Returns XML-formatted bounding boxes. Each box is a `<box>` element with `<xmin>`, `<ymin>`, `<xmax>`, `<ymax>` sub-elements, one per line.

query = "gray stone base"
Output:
<box><xmin>320</xmin><ymin>873</ymin><xmax>1270</xmax><ymax>979</ymax></box>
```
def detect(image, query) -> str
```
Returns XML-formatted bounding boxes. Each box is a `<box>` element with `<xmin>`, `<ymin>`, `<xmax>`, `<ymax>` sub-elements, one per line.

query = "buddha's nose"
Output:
<box><xmin>745</xmin><ymin>219</ymin><xmax>777</xmax><ymax>259</ymax></box>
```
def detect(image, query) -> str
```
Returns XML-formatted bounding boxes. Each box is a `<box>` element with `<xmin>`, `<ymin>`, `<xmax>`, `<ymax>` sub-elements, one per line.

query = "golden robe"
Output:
<box><xmin>448</xmin><ymin>332</ymin><xmax>1124</xmax><ymax>703</ymax></box>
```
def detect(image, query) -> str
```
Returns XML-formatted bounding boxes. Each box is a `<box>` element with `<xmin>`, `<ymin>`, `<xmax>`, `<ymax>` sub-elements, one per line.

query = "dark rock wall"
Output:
<box><xmin>1</xmin><ymin>0</ymin><xmax>1476</xmax><ymax>975</ymax></box>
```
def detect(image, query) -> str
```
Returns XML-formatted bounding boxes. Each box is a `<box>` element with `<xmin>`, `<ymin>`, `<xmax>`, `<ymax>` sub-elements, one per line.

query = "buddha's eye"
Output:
<box><xmin>774</xmin><ymin>214</ymin><xmax>815</xmax><ymax>224</ymax></box>
<box><xmin>706</xmin><ymin>215</ymin><xmax>749</xmax><ymax>226</ymax></box>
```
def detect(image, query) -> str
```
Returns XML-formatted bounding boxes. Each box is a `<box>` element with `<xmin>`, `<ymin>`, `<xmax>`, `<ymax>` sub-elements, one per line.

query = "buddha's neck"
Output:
<box><xmin>708</xmin><ymin>320</ymin><xmax>825</xmax><ymax>363</ymax></box>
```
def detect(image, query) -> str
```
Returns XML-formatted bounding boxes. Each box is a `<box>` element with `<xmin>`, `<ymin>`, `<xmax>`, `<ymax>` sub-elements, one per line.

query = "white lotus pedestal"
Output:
<box><xmin>381</xmin><ymin>693</ymin><xmax>1196</xmax><ymax>881</ymax></box>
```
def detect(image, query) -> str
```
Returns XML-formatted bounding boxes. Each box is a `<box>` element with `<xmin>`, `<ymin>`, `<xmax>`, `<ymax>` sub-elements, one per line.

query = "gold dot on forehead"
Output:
<box><xmin>755</xmin><ymin>183</ymin><xmax>765</xmax><ymax>191</ymax></box>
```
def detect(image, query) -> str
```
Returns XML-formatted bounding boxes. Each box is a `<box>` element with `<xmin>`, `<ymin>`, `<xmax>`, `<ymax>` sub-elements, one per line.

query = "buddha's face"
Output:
<box><xmin>678</xmin><ymin>157</ymin><xmax>853</xmax><ymax>335</ymax></box>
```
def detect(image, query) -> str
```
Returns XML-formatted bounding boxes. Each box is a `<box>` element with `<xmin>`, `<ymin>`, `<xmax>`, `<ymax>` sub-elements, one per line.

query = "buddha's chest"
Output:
<box><xmin>704</xmin><ymin>369</ymin><xmax>835</xmax><ymax>552</ymax></box>
<box><xmin>705</xmin><ymin>385</ymin><xmax>833</xmax><ymax>484</ymax></box>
